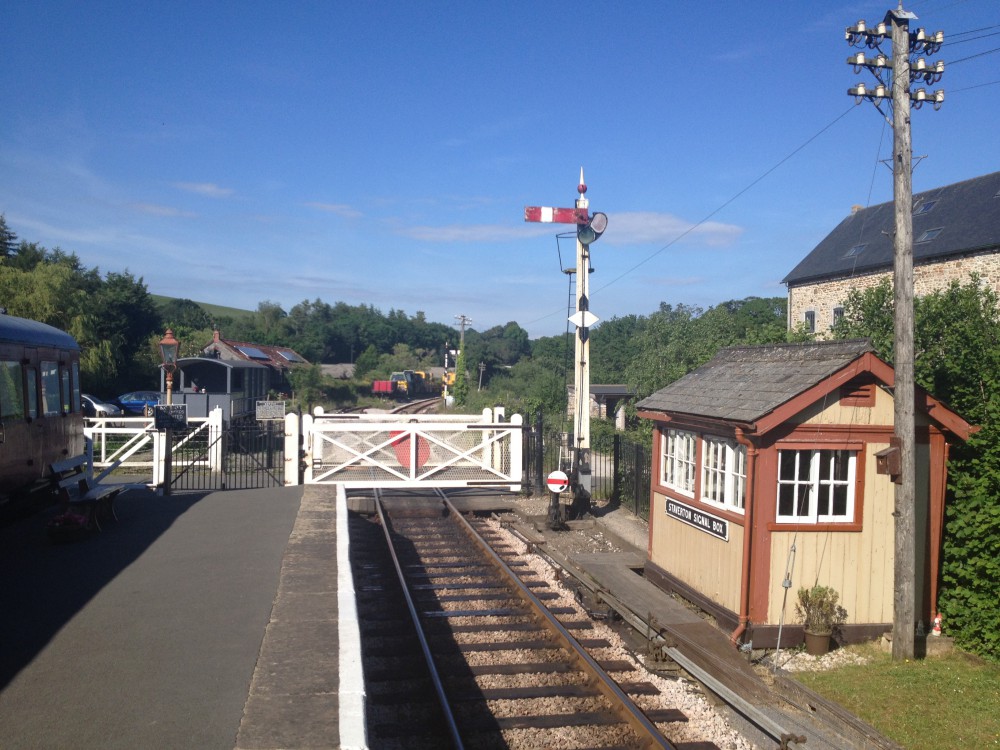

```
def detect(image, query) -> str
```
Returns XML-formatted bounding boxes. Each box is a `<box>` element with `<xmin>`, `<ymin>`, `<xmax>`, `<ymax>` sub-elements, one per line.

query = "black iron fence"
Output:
<box><xmin>168</xmin><ymin>419</ymin><xmax>285</xmax><ymax>491</ymax></box>
<box><xmin>523</xmin><ymin>414</ymin><xmax>651</xmax><ymax>521</ymax></box>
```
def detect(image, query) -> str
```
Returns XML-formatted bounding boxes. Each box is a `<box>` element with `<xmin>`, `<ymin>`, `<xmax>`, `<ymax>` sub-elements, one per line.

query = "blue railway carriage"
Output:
<box><xmin>0</xmin><ymin>312</ymin><xmax>84</xmax><ymax>513</ymax></box>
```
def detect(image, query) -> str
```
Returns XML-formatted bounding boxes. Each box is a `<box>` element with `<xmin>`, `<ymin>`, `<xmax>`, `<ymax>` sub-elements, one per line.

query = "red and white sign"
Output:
<box><xmin>524</xmin><ymin>206</ymin><xmax>589</xmax><ymax>225</ymax></box>
<box><xmin>546</xmin><ymin>470</ymin><xmax>570</xmax><ymax>494</ymax></box>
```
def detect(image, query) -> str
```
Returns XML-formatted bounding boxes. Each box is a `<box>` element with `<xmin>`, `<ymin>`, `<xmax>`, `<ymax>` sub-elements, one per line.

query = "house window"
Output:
<box><xmin>914</xmin><ymin>200</ymin><xmax>938</xmax><ymax>215</ymax></box>
<box><xmin>845</xmin><ymin>244</ymin><xmax>866</xmax><ymax>258</ymax></box>
<box><xmin>833</xmin><ymin>306</ymin><xmax>844</xmax><ymax>324</ymax></box>
<box><xmin>701</xmin><ymin>437</ymin><xmax>746</xmax><ymax>512</ymax></box>
<box><xmin>777</xmin><ymin>449</ymin><xmax>856</xmax><ymax>523</ymax></box>
<box><xmin>916</xmin><ymin>227</ymin><xmax>943</xmax><ymax>242</ymax></box>
<box><xmin>804</xmin><ymin>310</ymin><xmax>815</xmax><ymax>333</ymax></box>
<box><xmin>662</xmin><ymin>428</ymin><xmax>696</xmax><ymax>496</ymax></box>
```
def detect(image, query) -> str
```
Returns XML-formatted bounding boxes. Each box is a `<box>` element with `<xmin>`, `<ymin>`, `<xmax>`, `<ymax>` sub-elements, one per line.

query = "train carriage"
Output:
<box><xmin>0</xmin><ymin>312</ymin><xmax>84</xmax><ymax>514</ymax></box>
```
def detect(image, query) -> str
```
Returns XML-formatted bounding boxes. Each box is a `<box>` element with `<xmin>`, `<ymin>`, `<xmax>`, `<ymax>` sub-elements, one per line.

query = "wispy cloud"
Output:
<box><xmin>603</xmin><ymin>212</ymin><xmax>743</xmax><ymax>247</ymax></box>
<box><xmin>130</xmin><ymin>202</ymin><xmax>197</xmax><ymax>218</ymax></box>
<box><xmin>173</xmin><ymin>181</ymin><xmax>234</xmax><ymax>198</ymax></box>
<box><xmin>305</xmin><ymin>202</ymin><xmax>364</xmax><ymax>219</ymax></box>
<box><xmin>395</xmin><ymin>223</ymin><xmax>553</xmax><ymax>242</ymax></box>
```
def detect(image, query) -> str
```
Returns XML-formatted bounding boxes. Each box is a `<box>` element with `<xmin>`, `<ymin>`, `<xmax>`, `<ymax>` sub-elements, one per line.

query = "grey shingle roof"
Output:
<box><xmin>636</xmin><ymin>339</ymin><xmax>874</xmax><ymax>425</ymax></box>
<box><xmin>783</xmin><ymin>171</ymin><xmax>1000</xmax><ymax>286</ymax></box>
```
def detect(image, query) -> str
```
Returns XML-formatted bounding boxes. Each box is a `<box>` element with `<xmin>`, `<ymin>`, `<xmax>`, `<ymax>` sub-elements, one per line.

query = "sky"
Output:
<box><xmin>3</xmin><ymin>2</ymin><xmax>999</xmax><ymax>339</ymax></box>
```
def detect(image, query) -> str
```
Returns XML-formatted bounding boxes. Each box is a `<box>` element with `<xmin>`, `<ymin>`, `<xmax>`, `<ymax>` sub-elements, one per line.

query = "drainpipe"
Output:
<box><xmin>731</xmin><ymin>431</ymin><xmax>757</xmax><ymax>647</ymax></box>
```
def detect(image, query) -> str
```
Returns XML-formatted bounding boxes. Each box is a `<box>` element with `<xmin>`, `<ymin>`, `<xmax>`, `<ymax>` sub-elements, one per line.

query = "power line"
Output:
<box><xmin>522</xmin><ymin>105</ymin><xmax>860</xmax><ymax>328</ymax></box>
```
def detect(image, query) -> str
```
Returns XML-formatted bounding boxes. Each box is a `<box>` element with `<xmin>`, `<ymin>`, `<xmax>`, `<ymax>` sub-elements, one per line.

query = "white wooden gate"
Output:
<box><xmin>301</xmin><ymin>408</ymin><xmax>522</xmax><ymax>489</ymax></box>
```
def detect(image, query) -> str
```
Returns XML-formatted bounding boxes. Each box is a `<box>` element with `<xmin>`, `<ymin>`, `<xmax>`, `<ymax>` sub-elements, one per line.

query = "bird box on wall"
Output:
<box><xmin>875</xmin><ymin>436</ymin><xmax>902</xmax><ymax>484</ymax></box>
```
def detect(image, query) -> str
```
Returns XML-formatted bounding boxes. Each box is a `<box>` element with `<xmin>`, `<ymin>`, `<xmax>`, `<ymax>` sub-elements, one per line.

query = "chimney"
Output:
<box><xmin>851</xmin><ymin>205</ymin><xmax>863</xmax><ymax>214</ymax></box>
<box><xmin>213</xmin><ymin>328</ymin><xmax>221</xmax><ymax>343</ymax></box>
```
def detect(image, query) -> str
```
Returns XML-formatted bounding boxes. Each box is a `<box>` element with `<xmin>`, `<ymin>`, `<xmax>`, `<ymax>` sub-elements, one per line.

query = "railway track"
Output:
<box><xmin>350</xmin><ymin>488</ymin><xmax>720</xmax><ymax>750</ymax></box>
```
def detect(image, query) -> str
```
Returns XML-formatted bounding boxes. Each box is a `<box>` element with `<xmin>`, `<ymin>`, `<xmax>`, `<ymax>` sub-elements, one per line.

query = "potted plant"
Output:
<box><xmin>795</xmin><ymin>584</ymin><xmax>848</xmax><ymax>655</ymax></box>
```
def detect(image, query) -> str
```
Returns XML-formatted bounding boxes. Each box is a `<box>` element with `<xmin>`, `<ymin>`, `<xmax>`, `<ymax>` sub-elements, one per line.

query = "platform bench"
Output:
<box><xmin>48</xmin><ymin>455</ymin><xmax>124</xmax><ymax>534</ymax></box>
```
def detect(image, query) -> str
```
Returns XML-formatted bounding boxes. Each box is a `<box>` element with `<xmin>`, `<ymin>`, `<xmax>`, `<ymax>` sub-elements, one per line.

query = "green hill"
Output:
<box><xmin>151</xmin><ymin>295</ymin><xmax>255</xmax><ymax>321</ymax></box>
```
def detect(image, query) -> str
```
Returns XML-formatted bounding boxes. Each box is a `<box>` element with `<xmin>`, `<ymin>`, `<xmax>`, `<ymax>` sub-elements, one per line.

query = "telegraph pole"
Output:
<box><xmin>846</xmin><ymin>5</ymin><xmax>944</xmax><ymax>661</ymax></box>
<box><xmin>454</xmin><ymin>314</ymin><xmax>472</xmax><ymax>350</ymax></box>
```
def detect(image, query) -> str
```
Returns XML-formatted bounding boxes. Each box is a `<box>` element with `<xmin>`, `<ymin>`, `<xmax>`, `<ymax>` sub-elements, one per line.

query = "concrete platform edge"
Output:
<box><xmin>337</xmin><ymin>484</ymin><xmax>367</xmax><ymax>750</ymax></box>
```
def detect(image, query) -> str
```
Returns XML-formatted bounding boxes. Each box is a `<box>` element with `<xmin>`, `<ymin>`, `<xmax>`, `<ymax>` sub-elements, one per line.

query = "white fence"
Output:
<box><xmin>85</xmin><ymin>408</ymin><xmax>226</xmax><ymax>487</ymax></box>
<box><xmin>85</xmin><ymin>406</ymin><xmax>522</xmax><ymax>491</ymax></box>
<box><xmin>302</xmin><ymin>408</ymin><xmax>522</xmax><ymax>490</ymax></box>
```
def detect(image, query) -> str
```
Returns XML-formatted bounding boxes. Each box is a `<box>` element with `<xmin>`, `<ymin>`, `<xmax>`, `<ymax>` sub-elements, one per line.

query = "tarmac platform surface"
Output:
<box><xmin>0</xmin><ymin>485</ymin><xmax>306</xmax><ymax>749</ymax></box>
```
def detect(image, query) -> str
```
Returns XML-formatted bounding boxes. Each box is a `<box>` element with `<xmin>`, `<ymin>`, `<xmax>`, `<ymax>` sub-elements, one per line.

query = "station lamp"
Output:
<box><xmin>159</xmin><ymin>328</ymin><xmax>179</xmax><ymax>405</ymax></box>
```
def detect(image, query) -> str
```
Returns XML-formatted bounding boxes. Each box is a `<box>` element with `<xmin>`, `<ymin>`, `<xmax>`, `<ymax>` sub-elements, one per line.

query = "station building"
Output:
<box><xmin>636</xmin><ymin>339</ymin><xmax>973</xmax><ymax>648</ymax></box>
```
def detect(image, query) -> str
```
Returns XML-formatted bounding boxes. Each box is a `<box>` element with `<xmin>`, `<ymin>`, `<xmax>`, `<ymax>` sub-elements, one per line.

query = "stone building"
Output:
<box><xmin>783</xmin><ymin>171</ymin><xmax>1000</xmax><ymax>334</ymax></box>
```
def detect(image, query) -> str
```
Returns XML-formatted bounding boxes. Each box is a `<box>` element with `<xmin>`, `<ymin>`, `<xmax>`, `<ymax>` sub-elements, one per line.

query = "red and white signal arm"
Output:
<box><xmin>546</xmin><ymin>470</ymin><xmax>570</xmax><ymax>494</ymax></box>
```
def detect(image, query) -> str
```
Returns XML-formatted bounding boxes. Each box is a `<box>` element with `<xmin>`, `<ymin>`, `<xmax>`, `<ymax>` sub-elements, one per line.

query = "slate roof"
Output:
<box><xmin>636</xmin><ymin>339</ymin><xmax>875</xmax><ymax>425</ymax></box>
<box><xmin>783</xmin><ymin>171</ymin><xmax>1000</xmax><ymax>286</ymax></box>
<box><xmin>203</xmin><ymin>330</ymin><xmax>310</xmax><ymax>371</ymax></box>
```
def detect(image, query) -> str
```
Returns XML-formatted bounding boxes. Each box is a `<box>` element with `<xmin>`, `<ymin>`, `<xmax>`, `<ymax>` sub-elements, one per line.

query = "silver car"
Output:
<box><xmin>82</xmin><ymin>394</ymin><xmax>125</xmax><ymax>425</ymax></box>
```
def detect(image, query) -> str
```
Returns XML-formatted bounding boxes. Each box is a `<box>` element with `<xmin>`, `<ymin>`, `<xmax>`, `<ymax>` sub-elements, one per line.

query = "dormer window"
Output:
<box><xmin>917</xmin><ymin>228</ymin><xmax>944</xmax><ymax>242</ymax></box>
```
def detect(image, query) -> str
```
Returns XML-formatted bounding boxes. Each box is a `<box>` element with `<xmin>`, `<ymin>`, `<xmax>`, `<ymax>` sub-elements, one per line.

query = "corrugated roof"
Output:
<box><xmin>636</xmin><ymin>339</ymin><xmax>874</xmax><ymax>424</ymax></box>
<box><xmin>783</xmin><ymin>171</ymin><xmax>1000</xmax><ymax>286</ymax></box>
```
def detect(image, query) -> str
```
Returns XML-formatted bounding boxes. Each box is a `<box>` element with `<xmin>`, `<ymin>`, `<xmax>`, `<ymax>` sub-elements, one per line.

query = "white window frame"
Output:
<box><xmin>700</xmin><ymin>436</ymin><xmax>747</xmax><ymax>514</ymax></box>
<box><xmin>777</xmin><ymin>449</ymin><xmax>856</xmax><ymax>524</ymax></box>
<box><xmin>661</xmin><ymin>428</ymin><xmax>696</xmax><ymax>497</ymax></box>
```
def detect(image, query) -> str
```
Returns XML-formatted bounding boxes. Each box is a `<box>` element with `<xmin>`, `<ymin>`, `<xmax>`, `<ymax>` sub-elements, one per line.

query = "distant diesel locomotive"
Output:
<box><xmin>371</xmin><ymin>370</ymin><xmax>440</xmax><ymax>398</ymax></box>
<box><xmin>0</xmin><ymin>312</ymin><xmax>85</xmax><ymax>514</ymax></box>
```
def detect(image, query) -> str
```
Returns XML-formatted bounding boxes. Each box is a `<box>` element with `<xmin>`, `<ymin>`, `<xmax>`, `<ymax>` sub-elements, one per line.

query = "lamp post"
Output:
<box><xmin>158</xmin><ymin>329</ymin><xmax>179</xmax><ymax>496</ymax></box>
<box><xmin>159</xmin><ymin>328</ymin><xmax>179</xmax><ymax>405</ymax></box>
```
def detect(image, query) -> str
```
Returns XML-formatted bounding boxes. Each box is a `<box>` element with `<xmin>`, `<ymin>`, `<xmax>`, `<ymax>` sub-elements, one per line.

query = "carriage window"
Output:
<box><xmin>72</xmin><ymin>362</ymin><xmax>81</xmax><ymax>413</ymax></box>
<box><xmin>0</xmin><ymin>361</ymin><xmax>24</xmax><ymax>419</ymax></box>
<box><xmin>61</xmin><ymin>366</ymin><xmax>71</xmax><ymax>413</ymax></box>
<box><xmin>26</xmin><ymin>367</ymin><xmax>38</xmax><ymax>419</ymax></box>
<box><xmin>41</xmin><ymin>361</ymin><xmax>61</xmax><ymax>416</ymax></box>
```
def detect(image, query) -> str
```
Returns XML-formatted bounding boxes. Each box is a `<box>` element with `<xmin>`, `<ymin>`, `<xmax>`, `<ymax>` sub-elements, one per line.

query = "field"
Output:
<box><xmin>151</xmin><ymin>295</ymin><xmax>255</xmax><ymax>321</ymax></box>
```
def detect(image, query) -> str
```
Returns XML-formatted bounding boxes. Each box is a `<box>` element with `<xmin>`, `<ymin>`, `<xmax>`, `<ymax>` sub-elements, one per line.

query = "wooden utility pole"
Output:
<box><xmin>889</xmin><ymin>7</ymin><xmax>916</xmax><ymax>662</ymax></box>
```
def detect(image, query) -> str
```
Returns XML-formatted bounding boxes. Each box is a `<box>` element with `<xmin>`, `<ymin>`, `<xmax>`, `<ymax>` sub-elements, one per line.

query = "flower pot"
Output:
<box><xmin>804</xmin><ymin>630</ymin><xmax>832</xmax><ymax>656</ymax></box>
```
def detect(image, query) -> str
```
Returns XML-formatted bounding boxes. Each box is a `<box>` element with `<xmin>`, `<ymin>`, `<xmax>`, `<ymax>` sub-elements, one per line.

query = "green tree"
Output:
<box><xmin>453</xmin><ymin>348</ymin><xmax>469</xmax><ymax>406</ymax></box>
<box><xmin>353</xmin><ymin>344</ymin><xmax>380</xmax><ymax>380</ymax></box>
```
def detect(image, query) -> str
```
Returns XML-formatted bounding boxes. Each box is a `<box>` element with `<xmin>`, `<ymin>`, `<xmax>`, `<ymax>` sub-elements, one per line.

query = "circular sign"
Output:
<box><xmin>546</xmin><ymin>470</ymin><xmax>570</xmax><ymax>494</ymax></box>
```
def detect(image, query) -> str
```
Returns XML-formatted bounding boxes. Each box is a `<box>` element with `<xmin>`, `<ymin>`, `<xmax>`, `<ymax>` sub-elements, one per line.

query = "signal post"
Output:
<box><xmin>525</xmin><ymin>170</ymin><xmax>607</xmax><ymax>518</ymax></box>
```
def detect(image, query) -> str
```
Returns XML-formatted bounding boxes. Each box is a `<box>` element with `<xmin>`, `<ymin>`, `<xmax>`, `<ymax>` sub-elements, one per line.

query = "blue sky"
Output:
<box><xmin>3</xmin><ymin>1</ymin><xmax>998</xmax><ymax>338</ymax></box>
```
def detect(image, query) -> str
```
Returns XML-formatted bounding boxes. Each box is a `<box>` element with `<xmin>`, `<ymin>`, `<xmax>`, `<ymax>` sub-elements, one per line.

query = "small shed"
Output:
<box><xmin>161</xmin><ymin>357</ymin><xmax>270</xmax><ymax>421</ymax></box>
<box><xmin>636</xmin><ymin>340</ymin><xmax>973</xmax><ymax>648</ymax></box>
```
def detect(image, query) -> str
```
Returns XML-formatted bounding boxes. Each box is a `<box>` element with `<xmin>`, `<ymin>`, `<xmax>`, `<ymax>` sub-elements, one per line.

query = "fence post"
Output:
<box><xmin>611</xmin><ymin>433</ymin><xmax>621</xmax><ymax>507</ymax></box>
<box><xmin>533</xmin><ymin>412</ymin><xmax>544</xmax><ymax>496</ymax></box>
<box><xmin>284</xmin><ymin>412</ymin><xmax>300</xmax><ymax>486</ymax></box>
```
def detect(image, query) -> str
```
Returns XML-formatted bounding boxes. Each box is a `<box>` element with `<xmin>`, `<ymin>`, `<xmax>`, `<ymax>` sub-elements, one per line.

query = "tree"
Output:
<box><xmin>0</xmin><ymin>214</ymin><xmax>17</xmax><ymax>258</ymax></box>
<box><xmin>453</xmin><ymin>348</ymin><xmax>470</xmax><ymax>406</ymax></box>
<box><xmin>353</xmin><ymin>344</ymin><xmax>380</xmax><ymax>380</ymax></box>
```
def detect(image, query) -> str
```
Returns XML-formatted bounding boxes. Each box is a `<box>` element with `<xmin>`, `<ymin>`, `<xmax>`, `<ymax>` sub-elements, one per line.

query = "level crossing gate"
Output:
<box><xmin>299</xmin><ymin>408</ymin><xmax>522</xmax><ymax>490</ymax></box>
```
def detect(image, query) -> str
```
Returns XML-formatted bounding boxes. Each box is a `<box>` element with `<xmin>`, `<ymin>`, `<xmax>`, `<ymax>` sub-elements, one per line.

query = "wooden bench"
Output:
<box><xmin>48</xmin><ymin>455</ymin><xmax>125</xmax><ymax>533</ymax></box>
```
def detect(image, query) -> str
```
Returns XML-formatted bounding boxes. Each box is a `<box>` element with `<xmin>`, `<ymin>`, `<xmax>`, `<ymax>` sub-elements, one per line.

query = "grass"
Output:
<box><xmin>793</xmin><ymin>644</ymin><xmax>1000</xmax><ymax>749</ymax></box>
<box><xmin>151</xmin><ymin>294</ymin><xmax>255</xmax><ymax>320</ymax></box>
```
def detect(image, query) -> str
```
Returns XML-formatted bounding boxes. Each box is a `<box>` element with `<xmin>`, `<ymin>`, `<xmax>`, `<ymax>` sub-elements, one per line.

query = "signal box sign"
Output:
<box><xmin>666</xmin><ymin>499</ymin><xmax>729</xmax><ymax>541</ymax></box>
<box><xmin>154</xmin><ymin>404</ymin><xmax>188</xmax><ymax>431</ymax></box>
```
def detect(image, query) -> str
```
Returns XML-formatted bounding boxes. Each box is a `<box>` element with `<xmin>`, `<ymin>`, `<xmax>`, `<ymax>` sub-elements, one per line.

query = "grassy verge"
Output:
<box><xmin>793</xmin><ymin>644</ymin><xmax>1000</xmax><ymax>749</ymax></box>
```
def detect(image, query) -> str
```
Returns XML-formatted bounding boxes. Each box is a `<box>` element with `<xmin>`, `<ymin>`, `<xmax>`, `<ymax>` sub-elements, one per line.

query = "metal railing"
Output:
<box><xmin>522</xmin><ymin>416</ymin><xmax>651</xmax><ymax>521</ymax></box>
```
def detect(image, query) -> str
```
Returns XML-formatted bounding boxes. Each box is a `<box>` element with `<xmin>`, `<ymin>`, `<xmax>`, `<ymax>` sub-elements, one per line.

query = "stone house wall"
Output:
<box><xmin>788</xmin><ymin>249</ymin><xmax>1000</xmax><ymax>335</ymax></box>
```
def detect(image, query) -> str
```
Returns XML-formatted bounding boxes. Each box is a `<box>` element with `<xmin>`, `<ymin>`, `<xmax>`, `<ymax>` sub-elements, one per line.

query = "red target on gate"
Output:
<box><xmin>390</xmin><ymin>430</ymin><xmax>430</xmax><ymax>469</ymax></box>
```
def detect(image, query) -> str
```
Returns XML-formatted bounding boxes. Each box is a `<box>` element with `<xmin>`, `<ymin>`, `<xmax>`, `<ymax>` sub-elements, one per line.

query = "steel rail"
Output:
<box><xmin>434</xmin><ymin>488</ymin><xmax>677</xmax><ymax>750</ymax></box>
<box><xmin>373</xmin><ymin>487</ymin><xmax>464</xmax><ymax>749</ymax></box>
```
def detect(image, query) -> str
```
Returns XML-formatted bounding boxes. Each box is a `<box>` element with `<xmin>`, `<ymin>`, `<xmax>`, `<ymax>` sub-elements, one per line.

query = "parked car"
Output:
<box><xmin>81</xmin><ymin>394</ymin><xmax>124</xmax><ymax>425</ymax></box>
<box><xmin>114</xmin><ymin>390</ymin><xmax>162</xmax><ymax>417</ymax></box>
